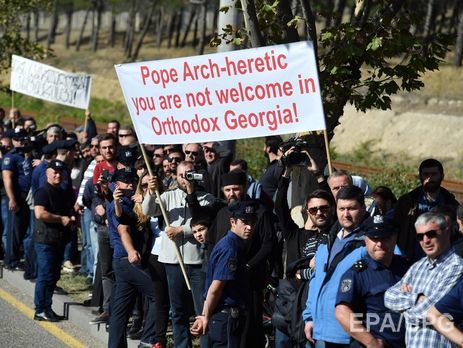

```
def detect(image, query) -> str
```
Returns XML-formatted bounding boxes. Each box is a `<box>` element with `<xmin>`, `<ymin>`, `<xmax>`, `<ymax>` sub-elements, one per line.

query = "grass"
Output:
<box><xmin>57</xmin><ymin>272</ymin><xmax>92</xmax><ymax>304</ymax></box>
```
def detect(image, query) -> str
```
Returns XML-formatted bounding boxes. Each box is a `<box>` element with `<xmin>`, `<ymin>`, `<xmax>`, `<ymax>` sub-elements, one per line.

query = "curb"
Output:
<box><xmin>1</xmin><ymin>267</ymin><xmax>140</xmax><ymax>348</ymax></box>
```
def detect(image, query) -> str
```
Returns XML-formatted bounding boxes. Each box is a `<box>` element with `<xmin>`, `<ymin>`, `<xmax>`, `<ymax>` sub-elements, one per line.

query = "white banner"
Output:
<box><xmin>115</xmin><ymin>41</ymin><xmax>325</xmax><ymax>144</ymax></box>
<box><xmin>10</xmin><ymin>55</ymin><xmax>92</xmax><ymax>110</ymax></box>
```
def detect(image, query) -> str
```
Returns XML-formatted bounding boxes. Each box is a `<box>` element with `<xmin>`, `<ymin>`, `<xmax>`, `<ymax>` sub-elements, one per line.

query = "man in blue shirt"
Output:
<box><xmin>2</xmin><ymin>128</ymin><xmax>32</xmax><ymax>269</ymax></box>
<box><xmin>191</xmin><ymin>200</ymin><xmax>259</xmax><ymax>347</ymax></box>
<box><xmin>335</xmin><ymin>216</ymin><xmax>409</xmax><ymax>347</ymax></box>
<box><xmin>303</xmin><ymin>186</ymin><xmax>373</xmax><ymax>347</ymax></box>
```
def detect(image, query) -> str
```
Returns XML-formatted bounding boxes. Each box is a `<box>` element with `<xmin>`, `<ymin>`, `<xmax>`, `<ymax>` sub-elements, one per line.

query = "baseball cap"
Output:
<box><xmin>111</xmin><ymin>167</ymin><xmax>138</xmax><ymax>184</ymax></box>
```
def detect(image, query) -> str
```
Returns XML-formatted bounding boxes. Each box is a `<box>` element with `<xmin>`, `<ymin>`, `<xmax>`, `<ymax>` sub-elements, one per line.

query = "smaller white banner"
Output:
<box><xmin>10</xmin><ymin>55</ymin><xmax>92</xmax><ymax>110</ymax></box>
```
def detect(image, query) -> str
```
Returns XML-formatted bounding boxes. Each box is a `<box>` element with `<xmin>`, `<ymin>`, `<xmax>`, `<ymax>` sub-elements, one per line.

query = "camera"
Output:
<box><xmin>102</xmin><ymin>169</ymin><xmax>112</xmax><ymax>181</ymax></box>
<box><xmin>184</xmin><ymin>170</ymin><xmax>204</xmax><ymax>181</ymax></box>
<box><xmin>279</xmin><ymin>137</ymin><xmax>310</xmax><ymax>166</ymax></box>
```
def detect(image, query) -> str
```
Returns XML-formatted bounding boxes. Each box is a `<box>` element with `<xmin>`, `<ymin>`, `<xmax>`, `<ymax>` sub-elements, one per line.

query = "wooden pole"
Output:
<box><xmin>11</xmin><ymin>92</ymin><xmax>15</xmax><ymax>129</ymax></box>
<box><xmin>323</xmin><ymin>129</ymin><xmax>333</xmax><ymax>175</ymax></box>
<box><xmin>139</xmin><ymin>143</ymin><xmax>192</xmax><ymax>290</ymax></box>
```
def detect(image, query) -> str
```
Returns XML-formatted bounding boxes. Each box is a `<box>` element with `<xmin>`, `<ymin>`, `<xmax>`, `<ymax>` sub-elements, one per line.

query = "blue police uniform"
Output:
<box><xmin>336</xmin><ymin>254</ymin><xmax>409</xmax><ymax>348</ymax></box>
<box><xmin>205</xmin><ymin>230</ymin><xmax>250</xmax><ymax>347</ymax></box>
<box><xmin>2</xmin><ymin>147</ymin><xmax>32</xmax><ymax>268</ymax></box>
<box><xmin>435</xmin><ymin>278</ymin><xmax>463</xmax><ymax>323</ymax></box>
<box><xmin>107</xmin><ymin>192</ymin><xmax>157</xmax><ymax>348</ymax></box>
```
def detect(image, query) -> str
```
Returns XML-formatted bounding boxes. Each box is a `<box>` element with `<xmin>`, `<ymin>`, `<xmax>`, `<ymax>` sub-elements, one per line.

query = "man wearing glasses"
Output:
<box><xmin>163</xmin><ymin>149</ymin><xmax>184</xmax><ymax>191</ymax></box>
<box><xmin>385</xmin><ymin>211</ymin><xmax>463</xmax><ymax>348</ymax></box>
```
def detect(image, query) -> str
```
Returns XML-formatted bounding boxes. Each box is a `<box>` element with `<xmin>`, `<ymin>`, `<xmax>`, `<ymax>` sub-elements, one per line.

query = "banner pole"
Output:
<box><xmin>11</xmin><ymin>92</ymin><xmax>15</xmax><ymax>129</ymax></box>
<box><xmin>139</xmin><ymin>143</ymin><xmax>192</xmax><ymax>291</ymax></box>
<box><xmin>323</xmin><ymin>129</ymin><xmax>333</xmax><ymax>175</ymax></box>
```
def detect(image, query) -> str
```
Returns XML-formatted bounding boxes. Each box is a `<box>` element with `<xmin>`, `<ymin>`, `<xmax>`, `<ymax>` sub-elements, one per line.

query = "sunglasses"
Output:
<box><xmin>118</xmin><ymin>133</ymin><xmax>132</xmax><ymax>137</ymax></box>
<box><xmin>169</xmin><ymin>157</ymin><xmax>181</xmax><ymax>163</ymax></box>
<box><xmin>185</xmin><ymin>150</ymin><xmax>199</xmax><ymax>156</ymax></box>
<box><xmin>90</xmin><ymin>144</ymin><xmax>98</xmax><ymax>148</ymax></box>
<box><xmin>416</xmin><ymin>229</ymin><xmax>439</xmax><ymax>241</ymax></box>
<box><xmin>307</xmin><ymin>205</ymin><xmax>330</xmax><ymax>216</ymax></box>
<box><xmin>154</xmin><ymin>153</ymin><xmax>163</xmax><ymax>158</ymax></box>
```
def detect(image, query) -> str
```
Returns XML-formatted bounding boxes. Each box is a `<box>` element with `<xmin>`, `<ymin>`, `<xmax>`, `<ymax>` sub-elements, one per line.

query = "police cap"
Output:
<box><xmin>229</xmin><ymin>200</ymin><xmax>259</xmax><ymax>221</ymax></box>
<box><xmin>364</xmin><ymin>215</ymin><xmax>398</xmax><ymax>238</ymax></box>
<box><xmin>12</xmin><ymin>128</ymin><xmax>28</xmax><ymax>140</ymax></box>
<box><xmin>47</xmin><ymin>159</ymin><xmax>66</xmax><ymax>171</ymax></box>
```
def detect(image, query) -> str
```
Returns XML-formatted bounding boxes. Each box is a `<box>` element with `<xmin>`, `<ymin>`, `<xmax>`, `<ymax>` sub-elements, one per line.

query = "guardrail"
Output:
<box><xmin>332</xmin><ymin>160</ymin><xmax>463</xmax><ymax>202</ymax></box>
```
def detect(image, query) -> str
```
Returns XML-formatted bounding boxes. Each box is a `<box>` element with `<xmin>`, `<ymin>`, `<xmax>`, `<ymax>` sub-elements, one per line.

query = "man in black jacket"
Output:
<box><xmin>394</xmin><ymin>158</ymin><xmax>459</xmax><ymax>262</ymax></box>
<box><xmin>33</xmin><ymin>159</ymin><xmax>75</xmax><ymax>322</ymax></box>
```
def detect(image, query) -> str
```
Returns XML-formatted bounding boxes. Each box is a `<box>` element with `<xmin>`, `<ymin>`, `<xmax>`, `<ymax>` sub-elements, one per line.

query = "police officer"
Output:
<box><xmin>335</xmin><ymin>216</ymin><xmax>409</xmax><ymax>348</ymax></box>
<box><xmin>191</xmin><ymin>200</ymin><xmax>259</xmax><ymax>347</ymax></box>
<box><xmin>2</xmin><ymin>128</ymin><xmax>32</xmax><ymax>269</ymax></box>
<box><xmin>33</xmin><ymin>159</ymin><xmax>75</xmax><ymax>321</ymax></box>
<box><xmin>107</xmin><ymin>168</ymin><xmax>157</xmax><ymax>348</ymax></box>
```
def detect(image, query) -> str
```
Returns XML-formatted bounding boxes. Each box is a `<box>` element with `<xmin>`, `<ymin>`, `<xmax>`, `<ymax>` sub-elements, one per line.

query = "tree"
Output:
<box><xmin>212</xmin><ymin>0</ymin><xmax>451</xmax><ymax>139</ymax></box>
<box><xmin>0</xmin><ymin>0</ymin><xmax>51</xmax><ymax>90</ymax></box>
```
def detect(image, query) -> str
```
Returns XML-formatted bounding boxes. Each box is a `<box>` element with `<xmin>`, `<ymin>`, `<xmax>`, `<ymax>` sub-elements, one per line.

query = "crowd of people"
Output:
<box><xmin>2</xmin><ymin>105</ymin><xmax>463</xmax><ymax>348</ymax></box>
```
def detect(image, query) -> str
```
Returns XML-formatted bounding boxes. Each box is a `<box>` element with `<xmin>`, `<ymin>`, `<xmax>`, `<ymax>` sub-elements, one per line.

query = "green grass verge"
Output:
<box><xmin>0</xmin><ymin>91</ymin><xmax>129</xmax><ymax>127</ymax></box>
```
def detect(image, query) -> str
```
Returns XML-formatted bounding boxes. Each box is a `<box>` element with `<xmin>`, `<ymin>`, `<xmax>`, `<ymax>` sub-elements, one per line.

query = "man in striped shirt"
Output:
<box><xmin>385</xmin><ymin>211</ymin><xmax>463</xmax><ymax>348</ymax></box>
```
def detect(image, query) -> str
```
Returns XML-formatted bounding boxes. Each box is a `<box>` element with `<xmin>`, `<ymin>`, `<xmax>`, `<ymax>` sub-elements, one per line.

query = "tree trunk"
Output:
<box><xmin>299</xmin><ymin>0</ymin><xmax>318</xmax><ymax>53</ymax></box>
<box><xmin>181</xmin><ymin>5</ymin><xmax>197</xmax><ymax>47</ymax></box>
<box><xmin>107</xmin><ymin>9</ymin><xmax>116</xmax><ymax>47</ymax></box>
<box><xmin>197</xmin><ymin>1</ymin><xmax>207</xmax><ymax>55</ymax></box>
<box><xmin>454</xmin><ymin>3</ymin><xmax>463</xmax><ymax>67</ymax></box>
<box><xmin>156</xmin><ymin>7</ymin><xmax>164</xmax><ymax>48</ymax></box>
<box><xmin>277</xmin><ymin>0</ymin><xmax>300</xmax><ymax>43</ymax></box>
<box><xmin>125</xmin><ymin>0</ymin><xmax>137</xmax><ymax>58</ymax></box>
<box><xmin>167</xmin><ymin>11</ymin><xmax>176</xmax><ymax>48</ymax></box>
<box><xmin>34</xmin><ymin>9</ymin><xmax>40</xmax><ymax>42</ymax></box>
<box><xmin>76</xmin><ymin>8</ymin><xmax>90</xmax><ymax>51</ymax></box>
<box><xmin>174</xmin><ymin>9</ymin><xmax>184</xmax><ymax>48</ymax></box>
<box><xmin>211</xmin><ymin>0</ymin><xmax>220</xmax><ymax>37</ymax></box>
<box><xmin>26</xmin><ymin>12</ymin><xmax>31</xmax><ymax>41</ymax></box>
<box><xmin>241</xmin><ymin>0</ymin><xmax>266</xmax><ymax>47</ymax></box>
<box><xmin>449</xmin><ymin>0</ymin><xmax>462</xmax><ymax>35</ymax></box>
<box><xmin>192</xmin><ymin>13</ymin><xmax>199</xmax><ymax>47</ymax></box>
<box><xmin>423</xmin><ymin>0</ymin><xmax>437</xmax><ymax>39</ymax></box>
<box><xmin>334</xmin><ymin>0</ymin><xmax>347</xmax><ymax>27</ymax></box>
<box><xmin>92</xmin><ymin>0</ymin><xmax>104</xmax><ymax>52</ymax></box>
<box><xmin>132</xmin><ymin>0</ymin><xmax>158</xmax><ymax>61</ymax></box>
<box><xmin>324</xmin><ymin>0</ymin><xmax>335</xmax><ymax>28</ymax></box>
<box><xmin>64</xmin><ymin>2</ymin><xmax>73</xmax><ymax>49</ymax></box>
<box><xmin>47</xmin><ymin>0</ymin><xmax>59</xmax><ymax>49</ymax></box>
<box><xmin>436</xmin><ymin>0</ymin><xmax>448</xmax><ymax>33</ymax></box>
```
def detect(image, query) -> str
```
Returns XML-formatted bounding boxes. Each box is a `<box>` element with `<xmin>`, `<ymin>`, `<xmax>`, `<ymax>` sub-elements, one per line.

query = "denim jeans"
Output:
<box><xmin>80</xmin><ymin>208</ymin><xmax>94</xmax><ymax>276</ymax></box>
<box><xmin>98</xmin><ymin>225</ymin><xmax>114</xmax><ymax>313</ymax></box>
<box><xmin>108</xmin><ymin>257</ymin><xmax>156</xmax><ymax>348</ymax></box>
<box><xmin>208</xmin><ymin>311</ymin><xmax>244</xmax><ymax>348</ymax></box>
<box><xmin>34</xmin><ymin>242</ymin><xmax>63</xmax><ymax>313</ymax></box>
<box><xmin>23</xmin><ymin>209</ymin><xmax>37</xmax><ymax>279</ymax></box>
<box><xmin>164</xmin><ymin>263</ymin><xmax>205</xmax><ymax>348</ymax></box>
<box><xmin>89</xmin><ymin>219</ymin><xmax>99</xmax><ymax>280</ymax></box>
<box><xmin>275</xmin><ymin>328</ymin><xmax>290</xmax><ymax>348</ymax></box>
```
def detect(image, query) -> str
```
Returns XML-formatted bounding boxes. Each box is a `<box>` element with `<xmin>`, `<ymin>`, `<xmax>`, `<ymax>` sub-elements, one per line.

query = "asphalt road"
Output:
<box><xmin>0</xmin><ymin>276</ymin><xmax>105</xmax><ymax>348</ymax></box>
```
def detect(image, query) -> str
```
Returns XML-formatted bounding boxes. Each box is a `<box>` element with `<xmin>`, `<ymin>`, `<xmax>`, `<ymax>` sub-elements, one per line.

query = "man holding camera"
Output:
<box><xmin>143</xmin><ymin>160</ymin><xmax>216</xmax><ymax>348</ymax></box>
<box><xmin>90</xmin><ymin>133</ymin><xmax>119</xmax><ymax>325</ymax></box>
<box><xmin>2</xmin><ymin>128</ymin><xmax>32</xmax><ymax>270</ymax></box>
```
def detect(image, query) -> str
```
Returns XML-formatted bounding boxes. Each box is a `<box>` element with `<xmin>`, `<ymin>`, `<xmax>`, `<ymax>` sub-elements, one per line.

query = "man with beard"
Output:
<box><xmin>274</xmin><ymin>161</ymin><xmax>336</xmax><ymax>346</ymax></box>
<box><xmin>143</xmin><ymin>161</ymin><xmax>215</xmax><ymax>348</ymax></box>
<box><xmin>394</xmin><ymin>159</ymin><xmax>458</xmax><ymax>262</ymax></box>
